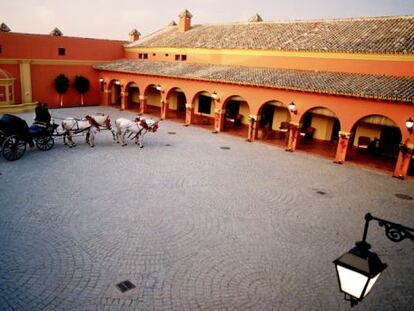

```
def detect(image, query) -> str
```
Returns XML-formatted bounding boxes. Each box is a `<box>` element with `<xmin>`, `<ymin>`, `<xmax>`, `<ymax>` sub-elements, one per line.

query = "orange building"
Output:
<box><xmin>0</xmin><ymin>24</ymin><xmax>125</xmax><ymax>109</ymax></box>
<box><xmin>1</xmin><ymin>11</ymin><xmax>414</xmax><ymax>178</ymax></box>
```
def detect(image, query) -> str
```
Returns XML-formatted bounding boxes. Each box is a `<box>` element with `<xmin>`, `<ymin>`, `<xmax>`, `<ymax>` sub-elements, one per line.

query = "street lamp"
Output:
<box><xmin>406</xmin><ymin>117</ymin><xmax>413</xmax><ymax>133</ymax></box>
<box><xmin>288</xmin><ymin>102</ymin><xmax>297</xmax><ymax>114</ymax></box>
<box><xmin>333</xmin><ymin>213</ymin><xmax>413</xmax><ymax>307</ymax></box>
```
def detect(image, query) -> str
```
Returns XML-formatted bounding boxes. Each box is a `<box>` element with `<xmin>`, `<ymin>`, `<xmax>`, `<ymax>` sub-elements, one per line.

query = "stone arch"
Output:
<box><xmin>256</xmin><ymin>100</ymin><xmax>291</xmax><ymax>142</ymax></box>
<box><xmin>166</xmin><ymin>87</ymin><xmax>187</xmax><ymax>122</ymax></box>
<box><xmin>221</xmin><ymin>95</ymin><xmax>250</xmax><ymax>137</ymax></box>
<box><xmin>299</xmin><ymin>106</ymin><xmax>341</xmax><ymax>143</ymax></box>
<box><xmin>107</xmin><ymin>79</ymin><xmax>122</xmax><ymax>107</ymax></box>
<box><xmin>350</xmin><ymin>114</ymin><xmax>402</xmax><ymax>156</ymax></box>
<box><xmin>144</xmin><ymin>84</ymin><xmax>162</xmax><ymax>117</ymax></box>
<box><xmin>189</xmin><ymin>90</ymin><xmax>215</xmax><ymax>127</ymax></box>
<box><xmin>125</xmin><ymin>81</ymin><xmax>140</xmax><ymax>110</ymax></box>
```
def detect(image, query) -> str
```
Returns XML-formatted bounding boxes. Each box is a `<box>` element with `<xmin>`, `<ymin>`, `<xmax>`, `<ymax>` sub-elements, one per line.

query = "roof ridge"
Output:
<box><xmin>188</xmin><ymin>15</ymin><xmax>414</xmax><ymax>27</ymax></box>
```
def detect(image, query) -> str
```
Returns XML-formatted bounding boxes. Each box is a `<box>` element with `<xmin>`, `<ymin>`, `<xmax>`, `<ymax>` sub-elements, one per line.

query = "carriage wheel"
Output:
<box><xmin>36</xmin><ymin>136</ymin><xmax>54</xmax><ymax>151</ymax></box>
<box><xmin>2</xmin><ymin>135</ymin><xmax>26</xmax><ymax>161</ymax></box>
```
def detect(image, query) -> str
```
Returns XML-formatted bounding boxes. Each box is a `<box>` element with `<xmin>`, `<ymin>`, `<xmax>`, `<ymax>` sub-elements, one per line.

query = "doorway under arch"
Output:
<box><xmin>222</xmin><ymin>95</ymin><xmax>250</xmax><ymax>139</ymax></box>
<box><xmin>347</xmin><ymin>114</ymin><xmax>403</xmax><ymax>173</ymax></box>
<box><xmin>297</xmin><ymin>106</ymin><xmax>341</xmax><ymax>158</ymax></box>
<box><xmin>167</xmin><ymin>87</ymin><xmax>186</xmax><ymax>122</ymax></box>
<box><xmin>257</xmin><ymin>101</ymin><xmax>291</xmax><ymax>146</ymax></box>
<box><xmin>144</xmin><ymin>84</ymin><xmax>162</xmax><ymax>117</ymax></box>
<box><xmin>126</xmin><ymin>82</ymin><xmax>140</xmax><ymax>110</ymax></box>
<box><xmin>108</xmin><ymin>80</ymin><xmax>122</xmax><ymax>108</ymax></box>
<box><xmin>191</xmin><ymin>91</ymin><xmax>215</xmax><ymax>130</ymax></box>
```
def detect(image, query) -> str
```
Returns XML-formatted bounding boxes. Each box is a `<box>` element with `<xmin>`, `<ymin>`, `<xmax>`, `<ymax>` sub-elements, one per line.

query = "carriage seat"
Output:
<box><xmin>29</xmin><ymin>124</ymin><xmax>47</xmax><ymax>137</ymax></box>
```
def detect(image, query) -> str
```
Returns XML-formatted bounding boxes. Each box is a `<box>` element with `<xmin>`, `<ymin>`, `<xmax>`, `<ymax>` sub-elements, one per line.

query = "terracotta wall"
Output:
<box><xmin>0</xmin><ymin>32</ymin><xmax>125</xmax><ymax>60</ymax></box>
<box><xmin>0</xmin><ymin>32</ymin><xmax>125</xmax><ymax>106</ymax></box>
<box><xmin>30</xmin><ymin>65</ymin><xmax>101</xmax><ymax>107</ymax></box>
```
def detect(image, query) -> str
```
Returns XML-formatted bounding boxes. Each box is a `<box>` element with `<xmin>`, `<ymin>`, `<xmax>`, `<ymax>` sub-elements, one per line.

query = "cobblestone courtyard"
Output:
<box><xmin>0</xmin><ymin>107</ymin><xmax>413</xmax><ymax>310</ymax></box>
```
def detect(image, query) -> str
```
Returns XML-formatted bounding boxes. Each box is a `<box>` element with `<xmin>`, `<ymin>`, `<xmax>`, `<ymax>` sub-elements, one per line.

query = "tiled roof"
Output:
<box><xmin>94</xmin><ymin>60</ymin><xmax>414</xmax><ymax>102</ymax></box>
<box><xmin>126</xmin><ymin>15</ymin><xmax>414</xmax><ymax>54</ymax></box>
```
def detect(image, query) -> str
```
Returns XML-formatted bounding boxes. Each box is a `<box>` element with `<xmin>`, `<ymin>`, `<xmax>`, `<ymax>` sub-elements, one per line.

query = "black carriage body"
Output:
<box><xmin>0</xmin><ymin>114</ymin><xmax>55</xmax><ymax>161</ymax></box>
<box><xmin>0</xmin><ymin>114</ymin><xmax>31</xmax><ymax>141</ymax></box>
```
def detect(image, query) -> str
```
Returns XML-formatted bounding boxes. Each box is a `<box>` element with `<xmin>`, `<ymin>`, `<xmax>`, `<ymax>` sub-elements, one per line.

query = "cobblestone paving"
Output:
<box><xmin>0</xmin><ymin>106</ymin><xmax>413</xmax><ymax>311</ymax></box>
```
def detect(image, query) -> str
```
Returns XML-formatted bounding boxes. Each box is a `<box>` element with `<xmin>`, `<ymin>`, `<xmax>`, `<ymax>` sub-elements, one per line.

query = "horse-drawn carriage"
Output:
<box><xmin>0</xmin><ymin>114</ymin><xmax>56</xmax><ymax>161</ymax></box>
<box><xmin>0</xmin><ymin>112</ymin><xmax>159</xmax><ymax>161</ymax></box>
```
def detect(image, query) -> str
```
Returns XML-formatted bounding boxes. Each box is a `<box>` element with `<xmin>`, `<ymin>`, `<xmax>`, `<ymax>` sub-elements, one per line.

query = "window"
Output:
<box><xmin>138</xmin><ymin>53</ymin><xmax>143</xmax><ymax>59</ymax></box>
<box><xmin>198</xmin><ymin>95</ymin><xmax>212</xmax><ymax>114</ymax></box>
<box><xmin>143</xmin><ymin>53</ymin><xmax>148</xmax><ymax>59</ymax></box>
<box><xmin>0</xmin><ymin>45</ymin><xmax>2</xmax><ymax>54</ymax></box>
<box><xmin>175</xmin><ymin>54</ymin><xmax>180</xmax><ymax>61</ymax></box>
<box><xmin>181</xmin><ymin>55</ymin><xmax>187</xmax><ymax>61</ymax></box>
<box><xmin>165</xmin><ymin>53</ymin><xmax>169</xmax><ymax>57</ymax></box>
<box><xmin>58</xmin><ymin>48</ymin><xmax>65</xmax><ymax>56</ymax></box>
<box><xmin>152</xmin><ymin>53</ymin><xmax>156</xmax><ymax>56</ymax></box>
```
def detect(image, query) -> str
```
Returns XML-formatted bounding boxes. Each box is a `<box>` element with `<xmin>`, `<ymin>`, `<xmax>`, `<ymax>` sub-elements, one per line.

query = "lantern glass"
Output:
<box><xmin>364</xmin><ymin>273</ymin><xmax>381</xmax><ymax>297</ymax></box>
<box><xmin>336</xmin><ymin>265</ymin><xmax>369</xmax><ymax>299</ymax></box>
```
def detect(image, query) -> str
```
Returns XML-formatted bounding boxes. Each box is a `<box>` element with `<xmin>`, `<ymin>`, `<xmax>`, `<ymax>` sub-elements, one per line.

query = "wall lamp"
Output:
<box><xmin>99</xmin><ymin>78</ymin><xmax>106</xmax><ymax>91</ymax></box>
<box><xmin>333</xmin><ymin>213</ymin><xmax>413</xmax><ymax>307</ymax></box>
<box><xmin>288</xmin><ymin>102</ymin><xmax>297</xmax><ymax>114</ymax></box>
<box><xmin>211</xmin><ymin>91</ymin><xmax>219</xmax><ymax>100</ymax></box>
<box><xmin>406</xmin><ymin>117</ymin><xmax>413</xmax><ymax>133</ymax></box>
<box><xmin>115</xmin><ymin>80</ymin><xmax>121</xmax><ymax>85</ymax></box>
<box><xmin>156</xmin><ymin>84</ymin><xmax>162</xmax><ymax>91</ymax></box>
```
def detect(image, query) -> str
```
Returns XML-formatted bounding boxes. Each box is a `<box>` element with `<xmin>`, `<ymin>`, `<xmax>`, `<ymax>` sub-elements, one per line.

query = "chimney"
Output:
<box><xmin>248</xmin><ymin>14</ymin><xmax>263</xmax><ymax>22</ymax></box>
<box><xmin>178</xmin><ymin>9</ymin><xmax>192</xmax><ymax>32</ymax></box>
<box><xmin>129</xmin><ymin>29</ymin><xmax>141</xmax><ymax>41</ymax></box>
<box><xmin>50</xmin><ymin>27</ymin><xmax>63</xmax><ymax>36</ymax></box>
<box><xmin>0</xmin><ymin>22</ymin><xmax>11</xmax><ymax>32</ymax></box>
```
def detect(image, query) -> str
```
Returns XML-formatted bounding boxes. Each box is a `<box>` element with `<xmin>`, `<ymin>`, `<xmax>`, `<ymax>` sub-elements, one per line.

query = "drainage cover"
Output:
<box><xmin>165</xmin><ymin>144</ymin><xmax>171</xmax><ymax>147</ymax></box>
<box><xmin>316</xmin><ymin>191</ymin><xmax>327</xmax><ymax>195</ymax></box>
<box><xmin>116</xmin><ymin>280</ymin><xmax>136</xmax><ymax>293</ymax></box>
<box><xmin>395</xmin><ymin>193</ymin><xmax>413</xmax><ymax>201</ymax></box>
<box><xmin>220</xmin><ymin>146</ymin><xmax>231</xmax><ymax>150</ymax></box>
<box><xmin>168</xmin><ymin>132</ymin><xmax>176</xmax><ymax>135</ymax></box>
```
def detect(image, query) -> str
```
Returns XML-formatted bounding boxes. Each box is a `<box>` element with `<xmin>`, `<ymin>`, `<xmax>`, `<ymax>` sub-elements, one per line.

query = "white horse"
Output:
<box><xmin>61</xmin><ymin>114</ymin><xmax>113</xmax><ymax>147</ymax></box>
<box><xmin>115</xmin><ymin>116</ymin><xmax>159</xmax><ymax>148</ymax></box>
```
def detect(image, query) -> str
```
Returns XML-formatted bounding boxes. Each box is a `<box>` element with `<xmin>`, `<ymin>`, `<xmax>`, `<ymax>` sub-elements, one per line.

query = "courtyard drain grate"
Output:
<box><xmin>395</xmin><ymin>193</ymin><xmax>413</xmax><ymax>201</ymax></box>
<box><xmin>220</xmin><ymin>146</ymin><xmax>231</xmax><ymax>150</ymax></box>
<box><xmin>116</xmin><ymin>280</ymin><xmax>136</xmax><ymax>293</ymax></box>
<box><xmin>168</xmin><ymin>132</ymin><xmax>176</xmax><ymax>135</ymax></box>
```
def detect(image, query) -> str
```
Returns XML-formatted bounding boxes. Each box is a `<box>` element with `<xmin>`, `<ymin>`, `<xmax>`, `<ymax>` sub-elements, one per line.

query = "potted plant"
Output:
<box><xmin>54</xmin><ymin>74</ymin><xmax>69</xmax><ymax>107</ymax></box>
<box><xmin>73</xmin><ymin>75</ymin><xmax>90</xmax><ymax>106</ymax></box>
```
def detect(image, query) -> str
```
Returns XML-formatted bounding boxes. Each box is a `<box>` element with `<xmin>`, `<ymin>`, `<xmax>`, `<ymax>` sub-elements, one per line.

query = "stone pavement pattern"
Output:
<box><xmin>0</xmin><ymin>107</ymin><xmax>413</xmax><ymax>311</ymax></box>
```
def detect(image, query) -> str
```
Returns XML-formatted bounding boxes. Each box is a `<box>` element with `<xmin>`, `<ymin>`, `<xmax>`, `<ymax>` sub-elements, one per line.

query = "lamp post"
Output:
<box><xmin>333</xmin><ymin>213</ymin><xmax>413</xmax><ymax>307</ymax></box>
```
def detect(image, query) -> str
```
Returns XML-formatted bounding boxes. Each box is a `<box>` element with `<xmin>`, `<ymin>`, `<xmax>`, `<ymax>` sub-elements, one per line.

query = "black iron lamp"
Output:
<box><xmin>406</xmin><ymin>117</ymin><xmax>413</xmax><ymax>133</ymax></box>
<box><xmin>211</xmin><ymin>91</ymin><xmax>219</xmax><ymax>100</ymax></box>
<box><xmin>333</xmin><ymin>213</ymin><xmax>413</xmax><ymax>307</ymax></box>
<box><xmin>288</xmin><ymin>102</ymin><xmax>297</xmax><ymax>114</ymax></box>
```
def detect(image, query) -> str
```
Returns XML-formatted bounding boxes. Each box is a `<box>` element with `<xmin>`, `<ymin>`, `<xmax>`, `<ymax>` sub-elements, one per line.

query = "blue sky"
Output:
<box><xmin>1</xmin><ymin>0</ymin><xmax>413</xmax><ymax>40</ymax></box>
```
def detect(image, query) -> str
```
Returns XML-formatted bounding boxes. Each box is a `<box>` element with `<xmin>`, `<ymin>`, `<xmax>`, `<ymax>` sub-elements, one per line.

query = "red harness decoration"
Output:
<box><xmin>86</xmin><ymin>115</ymin><xmax>100</xmax><ymax>130</ymax></box>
